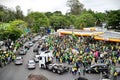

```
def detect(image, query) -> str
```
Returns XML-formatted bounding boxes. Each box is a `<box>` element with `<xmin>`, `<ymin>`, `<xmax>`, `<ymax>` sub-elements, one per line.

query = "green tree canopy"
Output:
<box><xmin>44</xmin><ymin>12</ymin><xmax>53</xmax><ymax>18</ymax></box>
<box><xmin>26</xmin><ymin>12</ymin><xmax>49</xmax><ymax>32</ymax></box>
<box><xmin>94</xmin><ymin>12</ymin><xmax>106</xmax><ymax>26</ymax></box>
<box><xmin>106</xmin><ymin>10</ymin><xmax>120</xmax><ymax>29</ymax></box>
<box><xmin>49</xmin><ymin>15</ymin><xmax>70</xmax><ymax>30</ymax></box>
<box><xmin>9</xmin><ymin>20</ymin><xmax>27</xmax><ymax>34</ymax></box>
<box><xmin>75</xmin><ymin>13</ymin><xmax>96</xmax><ymax>29</ymax></box>
<box><xmin>0</xmin><ymin>20</ymin><xmax>27</xmax><ymax>41</ymax></box>
<box><xmin>1</xmin><ymin>27</ymin><xmax>23</xmax><ymax>41</ymax></box>
<box><xmin>65</xmin><ymin>14</ymin><xmax>77</xmax><ymax>27</ymax></box>
<box><xmin>0</xmin><ymin>5</ymin><xmax>24</xmax><ymax>23</ymax></box>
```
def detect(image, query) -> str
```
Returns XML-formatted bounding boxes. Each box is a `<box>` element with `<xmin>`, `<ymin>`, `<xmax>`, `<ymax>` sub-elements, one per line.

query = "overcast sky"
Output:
<box><xmin>0</xmin><ymin>0</ymin><xmax>120</xmax><ymax>15</ymax></box>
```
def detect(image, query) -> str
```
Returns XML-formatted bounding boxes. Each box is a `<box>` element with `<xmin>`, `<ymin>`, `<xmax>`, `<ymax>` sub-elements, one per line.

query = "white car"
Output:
<box><xmin>28</xmin><ymin>42</ymin><xmax>33</xmax><ymax>47</ymax></box>
<box><xmin>27</xmin><ymin>60</ymin><xmax>36</xmax><ymax>69</ymax></box>
<box><xmin>15</xmin><ymin>56</ymin><xmax>23</xmax><ymax>65</ymax></box>
<box><xmin>42</xmin><ymin>35</ymin><xmax>47</xmax><ymax>40</ymax></box>
<box><xmin>19</xmin><ymin>48</ymin><xmax>27</xmax><ymax>55</ymax></box>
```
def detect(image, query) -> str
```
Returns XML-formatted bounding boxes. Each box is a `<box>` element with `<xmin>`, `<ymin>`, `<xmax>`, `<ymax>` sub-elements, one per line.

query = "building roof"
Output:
<box><xmin>57</xmin><ymin>28</ymin><xmax>120</xmax><ymax>42</ymax></box>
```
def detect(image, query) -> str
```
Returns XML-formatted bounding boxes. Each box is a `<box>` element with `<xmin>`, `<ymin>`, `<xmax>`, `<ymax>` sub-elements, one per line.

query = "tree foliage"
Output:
<box><xmin>0</xmin><ymin>5</ymin><xmax>24</xmax><ymax>22</ymax></box>
<box><xmin>49</xmin><ymin>15</ymin><xmax>69</xmax><ymax>30</ymax></box>
<box><xmin>1</xmin><ymin>27</ymin><xmax>23</xmax><ymax>41</ymax></box>
<box><xmin>65</xmin><ymin>14</ymin><xmax>77</xmax><ymax>27</ymax></box>
<box><xmin>0</xmin><ymin>3</ymin><xmax>120</xmax><ymax>40</ymax></box>
<box><xmin>53</xmin><ymin>11</ymin><xmax>62</xmax><ymax>16</ymax></box>
<box><xmin>75</xmin><ymin>13</ymin><xmax>96</xmax><ymax>29</ymax></box>
<box><xmin>9</xmin><ymin>20</ymin><xmax>27</xmax><ymax>34</ymax></box>
<box><xmin>106</xmin><ymin>10</ymin><xmax>120</xmax><ymax>29</ymax></box>
<box><xmin>15</xmin><ymin>6</ymin><xmax>24</xmax><ymax>20</ymax></box>
<box><xmin>0</xmin><ymin>20</ymin><xmax>27</xmax><ymax>41</ymax></box>
<box><xmin>27</xmin><ymin>12</ymin><xmax>49</xmax><ymax>32</ymax></box>
<box><xmin>67</xmin><ymin>0</ymin><xmax>84</xmax><ymax>15</ymax></box>
<box><xmin>44</xmin><ymin>12</ymin><xmax>53</xmax><ymax>18</ymax></box>
<box><xmin>94</xmin><ymin>12</ymin><xmax>106</xmax><ymax>26</ymax></box>
<box><xmin>81</xmin><ymin>9</ymin><xmax>107</xmax><ymax>27</ymax></box>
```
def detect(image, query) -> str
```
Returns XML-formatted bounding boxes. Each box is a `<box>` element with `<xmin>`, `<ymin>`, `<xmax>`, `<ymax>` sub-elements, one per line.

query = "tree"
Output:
<box><xmin>0</xmin><ymin>5</ymin><xmax>22</xmax><ymax>23</ymax></box>
<box><xmin>94</xmin><ymin>12</ymin><xmax>106</xmax><ymax>27</ymax></box>
<box><xmin>0</xmin><ymin>5</ymin><xmax>15</xmax><ymax>22</ymax></box>
<box><xmin>67</xmin><ymin>0</ymin><xmax>84</xmax><ymax>15</ymax></box>
<box><xmin>2</xmin><ymin>27</ymin><xmax>23</xmax><ymax>41</ymax></box>
<box><xmin>0</xmin><ymin>23</ymin><xmax>10</xmax><ymax>40</ymax></box>
<box><xmin>9</xmin><ymin>20</ymin><xmax>27</xmax><ymax>34</ymax></box>
<box><xmin>75</xmin><ymin>13</ymin><xmax>96</xmax><ymax>29</ymax></box>
<box><xmin>49</xmin><ymin>15</ymin><xmax>70</xmax><ymax>30</ymax></box>
<box><xmin>53</xmin><ymin>11</ymin><xmax>62</xmax><ymax>16</ymax></box>
<box><xmin>44</xmin><ymin>12</ymin><xmax>53</xmax><ymax>18</ymax></box>
<box><xmin>15</xmin><ymin>5</ymin><xmax>24</xmax><ymax>20</ymax></box>
<box><xmin>0</xmin><ymin>20</ymin><xmax>26</xmax><ymax>41</ymax></box>
<box><xmin>81</xmin><ymin>9</ymin><xmax>107</xmax><ymax>27</ymax></box>
<box><xmin>106</xmin><ymin>10</ymin><xmax>120</xmax><ymax>29</ymax></box>
<box><xmin>65</xmin><ymin>14</ymin><xmax>77</xmax><ymax>28</ymax></box>
<box><xmin>26</xmin><ymin>12</ymin><xmax>49</xmax><ymax>32</ymax></box>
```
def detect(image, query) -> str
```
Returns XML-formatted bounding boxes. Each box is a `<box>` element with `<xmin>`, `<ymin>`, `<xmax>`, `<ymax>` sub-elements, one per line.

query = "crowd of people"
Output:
<box><xmin>0</xmin><ymin>39</ymin><xmax>22</xmax><ymax>67</ymax></box>
<box><xmin>0</xmin><ymin>33</ymin><xmax>36</xmax><ymax>67</ymax></box>
<box><xmin>0</xmin><ymin>31</ymin><xmax>120</xmax><ymax>79</ymax></box>
<box><xmin>44</xmin><ymin>34</ymin><xmax>120</xmax><ymax>78</ymax></box>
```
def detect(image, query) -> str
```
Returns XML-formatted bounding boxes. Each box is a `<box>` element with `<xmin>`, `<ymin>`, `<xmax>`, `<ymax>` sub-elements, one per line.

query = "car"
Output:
<box><xmin>32</xmin><ymin>38</ymin><xmax>38</xmax><ymax>43</ymax></box>
<box><xmin>28</xmin><ymin>42</ymin><xmax>33</xmax><ymax>47</ymax></box>
<box><xmin>24</xmin><ymin>45</ymin><xmax>30</xmax><ymax>50</ymax></box>
<box><xmin>47</xmin><ymin>63</ymin><xmax>69</xmax><ymax>74</ymax></box>
<box><xmin>27</xmin><ymin>60</ymin><xmax>36</xmax><ymax>69</ymax></box>
<box><xmin>42</xmin><ymin>35</ymin><xmax>47</xmax><ymax>40</ymax></box>
<box><xmin>32</xmin><ymin>36</ymin><xmax>41</xmax><ymax>43</ymax></box>
<box><xmin>40</xmin><ymin>47</ymin><xmax>49</xmax><ymax>53</ymax></box>
<box><xmin>14</xmin><ymin>56</ymin><xmax>23</xmax><ymax>65</ymax></box>
<box><xmin>33</xmin><ymin>55</ymin><xmax>40</xmax><ymax>63</ymax></box>
<box><xmin>85</xmin><ymin>64</ymin><xmax>109</xmax><ymax>74</ymax></box>
<box><xmin>33</xmin><ymin>44</ymin><xmax>40</xmax><ymax>53</ymax></box>
<box><xmin>19</xmin><ymin>48</ymin><xmax>27</xmax><ymax>55</ymax></box>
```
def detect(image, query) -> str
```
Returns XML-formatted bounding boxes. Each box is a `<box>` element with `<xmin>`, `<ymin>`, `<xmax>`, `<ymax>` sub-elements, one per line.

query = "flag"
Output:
<box><xmin>72</xmin><ymin>30</ymin><xmax>78</xmax><ymax>40</ymax></box>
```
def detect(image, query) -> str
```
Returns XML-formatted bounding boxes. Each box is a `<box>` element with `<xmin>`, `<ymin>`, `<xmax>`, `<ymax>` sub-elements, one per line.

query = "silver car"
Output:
<box><xmin>28</xmin><ymin>42</ymin><xmax>33</xmax><ymax>47</ymax></box>
<box><xmin>34</xmin><ymin>55</ymin><xmax>40</xmax><ymax>63</ymax></box>
<box><xmin>15</xmin><ymin>56</ymin><xmax>23</xmax><ymax>65</ymax></box>
<box><xmin>27</xmin><ymin>60</ymin><xmax>36</xmax><ymax>69</ymax></box>
<box><xmin>19</xmin><ymin>48</ymin><xmax>27</xmax><ymax>55</ymax></box>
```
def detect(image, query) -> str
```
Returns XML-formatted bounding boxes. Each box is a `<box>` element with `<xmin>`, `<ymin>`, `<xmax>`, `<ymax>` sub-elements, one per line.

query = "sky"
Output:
<box><xmin>0</xmin><ymin>0</ymin><xmax>120</xmax><ymax>15</ymax></box>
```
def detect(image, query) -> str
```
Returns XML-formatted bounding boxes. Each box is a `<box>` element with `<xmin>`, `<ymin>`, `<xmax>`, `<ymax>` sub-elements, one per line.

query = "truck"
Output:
<box><xmin>39</xmin><ymin>50</ymin><xmax>53</xmax><ymax>69</ymax></box>
<box><xmin>47</xmin><ymin>63</ymin><xmax>69</xmax><ymax>74</ymax></box>
<box><xmin>38</xmin><ymin>50</ymin><xmax>69</xmax><ymax>74</ymax></box>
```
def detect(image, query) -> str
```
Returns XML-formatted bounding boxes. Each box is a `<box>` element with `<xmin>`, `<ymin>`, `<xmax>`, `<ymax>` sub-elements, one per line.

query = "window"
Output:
<box><xmin>39</xmin><ymin>57</ymin><xmax>42</xmax><ymax>60</ymax></box>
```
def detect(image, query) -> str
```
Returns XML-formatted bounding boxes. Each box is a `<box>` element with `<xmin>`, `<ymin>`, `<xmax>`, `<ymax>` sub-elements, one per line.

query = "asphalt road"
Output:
<box><xmin>0</xmin><ymin>39</ymin><xmax>104</xmax><ymax>80</ymax></box>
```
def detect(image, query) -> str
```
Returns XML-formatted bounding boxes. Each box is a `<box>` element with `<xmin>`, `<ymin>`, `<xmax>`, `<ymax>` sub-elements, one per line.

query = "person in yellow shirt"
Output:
<box><xmin>60</xmin><ymin>57</ymin><xmax>62</xmax><ymax>63</ymax></box>
<box><xmin>74</xmin><ymin>67</ymin><xmax>77</xmax><ymax>75</ymax></box>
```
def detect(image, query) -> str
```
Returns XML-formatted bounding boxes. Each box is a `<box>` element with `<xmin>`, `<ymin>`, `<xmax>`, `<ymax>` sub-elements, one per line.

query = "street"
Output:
<box><xmin>0</xmin><ymin>40</ymin><xmax>102</xmax><ymax>80</ymax></box>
